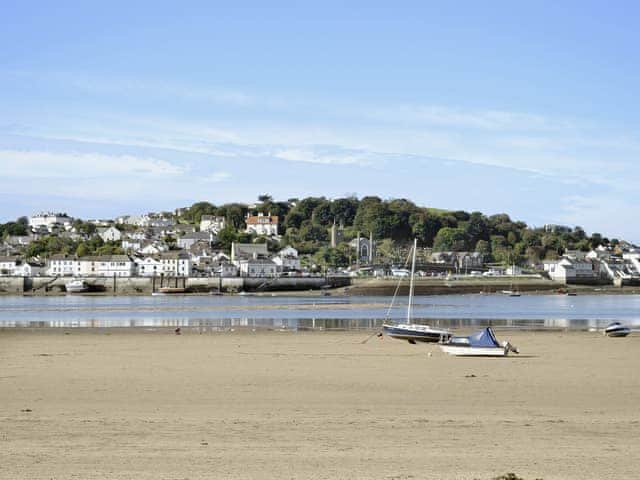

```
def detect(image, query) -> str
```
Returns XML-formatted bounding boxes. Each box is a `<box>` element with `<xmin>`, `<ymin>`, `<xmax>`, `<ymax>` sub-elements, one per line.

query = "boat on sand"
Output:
<box><xmin>439</xmin><ymin>327</ymin><xmax>519</xmax><ymax>357</ymax></box>
<box><xmin>382</xmin><ymin>239</ymin><xmax>451</xmax><ymax>344</ymax></box>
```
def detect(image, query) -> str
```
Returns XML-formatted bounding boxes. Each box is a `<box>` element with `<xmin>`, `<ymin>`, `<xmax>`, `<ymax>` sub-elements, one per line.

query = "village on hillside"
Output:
<box><xmin>1</xmin><ymin>196</ymin><xmax>639</xmax><ymax>287</ymax></box>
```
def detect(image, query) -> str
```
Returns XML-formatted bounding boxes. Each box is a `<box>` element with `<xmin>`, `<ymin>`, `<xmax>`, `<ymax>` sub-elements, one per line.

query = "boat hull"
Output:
<box><xmin>605</xmin><ymin>323</ymin><xmax>631</xmax><ymax>337</ymax></box>
<box><xmin>606</xmin><ymin>328</ymin><xmax>631</xmax><ymax>337</ymax></box>
<box><xmin>383</xmin><ymin>324</ymin><xmax>451</xmax><ymax>343</ymax></box>
<box><xmin>440</xmin><ymin>345</ymin><xmax>510</xmax><ymax>356</ymax></box>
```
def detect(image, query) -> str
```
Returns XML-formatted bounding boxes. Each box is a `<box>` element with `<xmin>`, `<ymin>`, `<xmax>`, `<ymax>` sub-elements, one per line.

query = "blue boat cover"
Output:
<box><xmin>452</xmin><ymin>327</ymin><xmax>501</xmax><ymax>347</ymax></box>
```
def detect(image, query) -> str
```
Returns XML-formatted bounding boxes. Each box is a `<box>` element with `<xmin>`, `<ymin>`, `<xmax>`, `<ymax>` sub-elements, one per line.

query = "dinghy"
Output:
<box><xmin>439</xmin><ymin>327</ymin><xmax>519</xmax><ymax>356</ymax></box>
<box><xmin>604</xmin><ymin>322</ymin><xmax>631</xmax><ymax>337</ymax></box>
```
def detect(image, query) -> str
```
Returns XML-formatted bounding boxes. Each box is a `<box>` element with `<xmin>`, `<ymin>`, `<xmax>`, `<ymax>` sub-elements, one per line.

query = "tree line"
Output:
<box><xmin>0</xmin><ymin>195</ymin><xmax>619</xmax><ymax>267</ymax></box>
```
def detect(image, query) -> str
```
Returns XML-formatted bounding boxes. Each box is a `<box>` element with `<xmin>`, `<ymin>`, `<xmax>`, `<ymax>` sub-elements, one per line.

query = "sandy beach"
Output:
<box><xmin>1</xmin><ymin>328</ymin><xmax>639</xmax><ymax>480</ymax></box>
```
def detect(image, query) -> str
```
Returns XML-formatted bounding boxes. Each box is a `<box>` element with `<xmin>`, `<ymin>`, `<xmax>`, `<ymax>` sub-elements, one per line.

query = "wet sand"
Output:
<box><xmin>1</xmin><ymin>328</ymin><xmax>639</xmax><ymax>479</ymax></box>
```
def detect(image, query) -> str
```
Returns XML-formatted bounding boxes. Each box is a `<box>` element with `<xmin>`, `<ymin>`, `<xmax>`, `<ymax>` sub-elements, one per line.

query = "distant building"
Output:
<box><xmin>77</xmin><ymin>255</ymin><xmax>136</xmax><ymax>277</ymax></box>
<box><xmin>231</xmin><ymin>242</ymin><xmax>269</xmax><ymax>262</ymax></box>
<box><xmin>245</xmin><ymin>213</ymin><xmax>278</xmax><ymax>237</ymax></box>
<box><xmin>0</xmin><ymin>257</ymin><xmax>44</xmax><ymax>277</ymax></box>
<box><xmin>135</xmin><ymin>252</ymin><xmax>191</xmax><ymax>277</ymax></box>
<box><xmin>177</xmin><ymin>231</ymin><xmax>213</xmax><ymax>250</ymax></box>
<box><xmin>200</xmin><ymin>215</ymin><xmax>226</xmax><ymax>233</ymax></box>
<box><xmin>543</xmin><ymin>257</ymin><xmax>602</xmax><ymax>284</ymax></box>
<box><xmin>272</xmin><ymin>246</ymin><xmax>301</xmax><ymax>272</ymax></box>
<box><xmin>29</xmin><ymin>212</ymin><xmax>73</xmax><ymax>232</ymax></box>
<box><xmin>544</xmin><ymin>224</ymin><xmax>572</xmax><ymax>234</ymax></box>
<box><xmin>46</xmin><ymin>254</ymin><xmax>80</xmax><ymax>276</ymax></box>
<box><xmin>237</xmin><ymin>258</ymin><xmax>277</xmax><ymax>277</ymax></box>
<box><xmin>98</xmin><ymin>226</ymin><xmax>122</xmax><ymax>242</ymax></box>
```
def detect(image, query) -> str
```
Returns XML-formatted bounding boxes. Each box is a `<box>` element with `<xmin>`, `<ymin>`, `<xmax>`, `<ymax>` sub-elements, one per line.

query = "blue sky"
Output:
<box><xmin>1</xmin><ymin>1</ymin><xmax>639</xmax><ymax>241</ymax></box>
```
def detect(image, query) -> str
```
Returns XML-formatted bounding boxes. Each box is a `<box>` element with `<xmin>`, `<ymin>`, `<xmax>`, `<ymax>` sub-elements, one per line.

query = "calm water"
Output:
<box><xmin>0</xmin><ymin>294</ymin><xmax>639</xmax><ymax>330</ymax></box>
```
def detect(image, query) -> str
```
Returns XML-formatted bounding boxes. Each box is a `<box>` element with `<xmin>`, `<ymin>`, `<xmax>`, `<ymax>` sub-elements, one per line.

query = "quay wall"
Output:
<box><xmin>3</xmin><ymin>275</ymin><xmax>351</xmax><ymax>296</ymax></box>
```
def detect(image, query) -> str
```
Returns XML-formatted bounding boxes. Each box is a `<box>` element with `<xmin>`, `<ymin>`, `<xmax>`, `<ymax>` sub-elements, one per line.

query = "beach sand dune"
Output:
<box><xmin>1</xmin><ymin>329</ymin><xmax>638</xmax><ymax>479</ymax></box>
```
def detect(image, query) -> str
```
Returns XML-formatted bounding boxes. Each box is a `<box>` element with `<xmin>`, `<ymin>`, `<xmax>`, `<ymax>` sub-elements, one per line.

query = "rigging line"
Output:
<box><xmin>384</xmin><ymin>245</ymin><xmax>414</xmax><ymax>322</ymax></box>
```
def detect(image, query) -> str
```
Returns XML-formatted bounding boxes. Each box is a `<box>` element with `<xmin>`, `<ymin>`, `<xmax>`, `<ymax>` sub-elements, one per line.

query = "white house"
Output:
<box><xmin>0</xmin><ymin>257</ymin><xmax>20</xmax><ymax>276</ymax></box>
<box><xmin>0</xmin><ymin>257</ymin><xmax>44</xmax><ymax>277</ymax></box>
<box><xmin>135</xmin><ymin>252</ymin><xmax>191</xmax><ymax>277</ymax></box>
<box><xmin>272</xmin><ymin>246</ymin><xmax>301</xmax><ymax>272</ymax></box>
<box><xmin>237</xmin><ymin>258</ymin><xmax>277</xmax><ymax>277</ymax></box>
<box><xmin>200</xmin><ymin>215</ymin><xmax>226</xmax><ymax>233</ymax></box>
<box><xmin>47</xmin><ymin>254</ymin><xmax>81</xmax><ymax>276</ymax></box>
<box><xmin>77</xmin><ymin>255</ymin><xmax>136</xmax><ymax>277</ymax></box>
<box><xmin>245</xmin><ymin>213</ymin><xmax>278</xmax><ymax>236</ymax></box>
<box><xmin>98</xmin><ymin>226</ymin><xmax>122</xmax><ymax>242</ymax></box>
<box><xmin>134</xmin><ymin>256</ymin><xmax>163</xmax><ymax>277</ymax></box>
<box><xmin>543</xmin><ymin>257</ymin><xmax>602</xmax><ymax>284</ymax></box>
<box><xmin>177</xmin><ymin>232</ymin><xmax>213</xmax><ymax>250</ymax></box>
<box><xmin>231</xmin><ymin>242</ymin><xmax>269</xmax><ymax>262</ymax></box>
<box><xmin>29</xmin><ymin>212</ymin><xmax>74</xmax><ymax>232</ymax></box>
<box><xmin>216</xmin><ymin>261</ymin><xmax>238</xmax><ymax>277</ymax></box>
<box><xmin>121</xmin><ymin>238</ymin><xmax>143</xmax><ymax>252</ymax></box>
<box><xmin>139</xmin><ymin>241</ymin><xmax>170</xmax><ymax>255</ymax></box>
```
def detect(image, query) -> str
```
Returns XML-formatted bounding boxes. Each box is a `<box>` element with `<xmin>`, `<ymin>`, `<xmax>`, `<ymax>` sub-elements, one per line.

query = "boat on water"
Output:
<box><xmin>65</xmin><ymin>278</ymin><xmax>89</xmax><ymax>294</ymax></box>
<box><xmin>502</xmin><ymin>290</ymin><xmax>521</xmax><ymax>297</ymax></box>
<box><xmin>440</xmin><ymin>327</ymin><xmax>519</xmax><ymax>357</ymax></box>
<box><xmin>152</xmin><ymin>287</ymin><xmax>188</xmax><ymax>296</ymax></box>
<box><xmin>604</xmin><ymin>322</ymin><xmax>631</xmax><ymax>337</ymax></box>
<box><xmin>382</xmin><ymin>239</ymin><xmax>452</xmax><ymax>344</ymax></box>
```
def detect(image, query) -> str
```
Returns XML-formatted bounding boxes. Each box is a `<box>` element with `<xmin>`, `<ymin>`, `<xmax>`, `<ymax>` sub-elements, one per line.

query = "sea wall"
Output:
<box><xmin>5</xmin><ymin>275</ymin><xmax>351</xmax><ymax>296</ymax></box>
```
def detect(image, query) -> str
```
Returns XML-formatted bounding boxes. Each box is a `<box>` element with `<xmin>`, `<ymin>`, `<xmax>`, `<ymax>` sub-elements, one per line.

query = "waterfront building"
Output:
<box><xmin>237</xmin><ymin>258</ymin><xmax>277</xmax><ymax>277</ymax></box>
<box><xmin>272</xmin><ymin>246</ymin><xmax>301</xmax><ymax>272</ymax></box>
<box><xmin>231</xmin><ymin>242</ymin><xmax>269</xmax><ymax>262</ymax></box>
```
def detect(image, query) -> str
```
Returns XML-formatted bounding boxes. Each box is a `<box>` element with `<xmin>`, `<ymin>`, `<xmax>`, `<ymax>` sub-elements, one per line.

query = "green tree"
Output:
<box><xmin>411</xmin><ymin>211</ymin><xmax>442</xmax><ymax>247</ymax></box>
<box><xmin>433</xmin><ymin>227</ymin><xmax>467</xmax><ymax>251</ymax></box>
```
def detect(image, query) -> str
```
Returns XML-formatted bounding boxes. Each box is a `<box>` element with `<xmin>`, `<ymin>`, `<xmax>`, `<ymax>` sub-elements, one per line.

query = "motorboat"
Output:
<box><xmin>382</xmin><ymin>239</ymin><xmax>452</xmax><ymax>344</ymax></box>
<box><xmin>65</xmin><ymin>278</ymin><xmax>89</xmax><ymax>294</ymax></box>
<box><xmin>604</xmin><ymin>322</ymin><xmax>631</xmax><ymax>337</ymax></box>
<box><xmin>439</xmin><ymin>327</ymin><xmax>519</xmax><ymax>356</ymax></box>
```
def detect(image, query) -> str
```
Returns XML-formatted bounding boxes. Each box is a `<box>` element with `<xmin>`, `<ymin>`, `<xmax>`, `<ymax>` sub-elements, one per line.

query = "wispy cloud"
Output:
<box><xmin>0</xmin><ymin>150</ymin><xmax>187</xmax><ymax>178</ymax></box>
<box><xmin>274</xmin><ymin>147</ymin><xmax>379</xmax><ymax>167</ymax></box>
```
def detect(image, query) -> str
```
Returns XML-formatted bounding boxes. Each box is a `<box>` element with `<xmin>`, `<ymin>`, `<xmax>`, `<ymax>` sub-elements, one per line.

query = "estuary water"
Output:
<box><xmin>0</xmin><ymin>293</ymin><xmax>639</xmax><ymax>330</ymax></box>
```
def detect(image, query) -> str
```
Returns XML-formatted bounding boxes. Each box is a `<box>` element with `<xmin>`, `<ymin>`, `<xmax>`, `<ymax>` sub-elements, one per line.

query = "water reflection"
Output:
<box><xmin>0</xmin><ymin>294</ymin><xmax>639</xmax><ymax>330</ymax></box>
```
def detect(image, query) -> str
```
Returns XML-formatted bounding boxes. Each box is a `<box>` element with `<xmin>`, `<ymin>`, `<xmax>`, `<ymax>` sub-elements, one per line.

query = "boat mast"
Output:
<box><xmin>407</xmin><ymin>238</ymin><xmax>417</xmax><ymax>322</ymax></box>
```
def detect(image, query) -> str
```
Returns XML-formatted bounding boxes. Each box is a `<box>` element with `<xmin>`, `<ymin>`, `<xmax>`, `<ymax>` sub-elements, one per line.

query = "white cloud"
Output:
<box><xmin>0</xmin><ymin>150</ymin><xmax>186</xmax><ymax>178</ymax></box>
<box><xmin>274</xmin><ymin>147</ymin><xmax>378</xmax><ymax>167</ymax></box>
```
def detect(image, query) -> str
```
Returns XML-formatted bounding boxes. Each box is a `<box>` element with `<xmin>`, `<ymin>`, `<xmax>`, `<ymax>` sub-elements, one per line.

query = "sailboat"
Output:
<box><xmin>382</xmin><ymin>239</ymin><xmax>452</xmax><ymax>344</ymax></box>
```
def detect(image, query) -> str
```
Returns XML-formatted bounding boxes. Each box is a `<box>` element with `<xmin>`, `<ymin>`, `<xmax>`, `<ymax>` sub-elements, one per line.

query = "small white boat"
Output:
<box><xmin>439</xmin><ymin>327</ymin><xmax>519</xmax><ymax>357</ymax></box>
<box><xmin>65</xmin><ymin>278</ymin><xmax>88</xmax><ymax>293</ymax></box>
<box><xmin>502</xmin><ymin>290</ymin><xmax>521</xmax><ymax>297</ymax></box>
<box><xmin>604</xmin><ymin>322</ymin><xmax>631</xmax><ymax>337</ymax></box>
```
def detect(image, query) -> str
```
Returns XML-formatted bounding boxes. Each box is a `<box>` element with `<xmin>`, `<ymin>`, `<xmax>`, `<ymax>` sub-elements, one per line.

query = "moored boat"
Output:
<box><xmin>383</xmin><ymin>323</ymin><xmax>451</xmax><ymax>344</ymax></box>
<box><xmin>65</xmin><ymin>278</ymin><xmax>89</xmax><ymax>294</ymax></box>
<box><xmin>382</xmin><ymin>239</ymin><xmax>452</xmax><ymax>344</ymax></box>
<box><xmin>153</xmin><ymin>287</ymin><xmax>187</xmax><ymax>295</ymax></box>
<box><xmin>439</xmin><ymin>327</ymin><xmax>519</xmax><ymax>356</ymax></box>
<box><xmin>604</xmin><ymin>322</ymin><xmax>631</xmax><ymax>337</ymax></box>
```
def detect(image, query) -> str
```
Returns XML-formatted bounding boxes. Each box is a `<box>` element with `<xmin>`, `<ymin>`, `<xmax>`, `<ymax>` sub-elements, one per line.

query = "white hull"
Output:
<box><xmin>65</xmin><ymin>280</ymin><xmax>88</xmax><ymax>293</ymax></box>
<box><xmin>440</xmin><ymin>345</ymin><xmax>510</xmax><ymax>356</ymax></box>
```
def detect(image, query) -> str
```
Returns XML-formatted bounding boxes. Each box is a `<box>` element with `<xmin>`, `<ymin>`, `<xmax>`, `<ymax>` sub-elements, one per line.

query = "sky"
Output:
<box><xmin>1</xmin><ymin>1</ymin><xmax>639</xmax><ymax>242</ymax></box>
